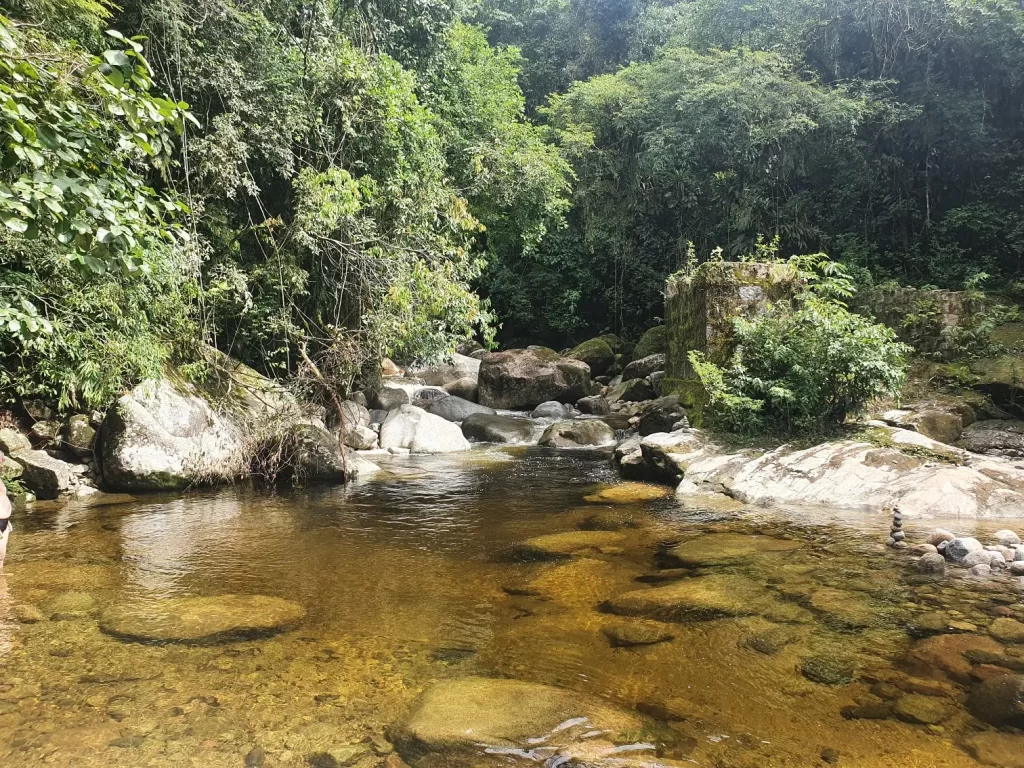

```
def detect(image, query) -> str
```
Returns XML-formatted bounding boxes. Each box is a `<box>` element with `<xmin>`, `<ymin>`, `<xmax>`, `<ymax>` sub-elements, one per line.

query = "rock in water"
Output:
<box><xmin>577</xmin><ymin>395</ymin><xmax>611</xmax><ymax>415</ymax></box>
<box><xmin>995</xmin><ymin>529</ymin><xmax>1022</xmax><ymax>546</ymax></box>
<box><xmin>11</xmin><ymin>448</ymin><xmax>78</xmax><ymax>499</ymax></box>
<box><xmin>892</xmin><ymin>694</ymin><xmax>953</xmax><ymax>725</ymax></box>
<box><xmin>424</xmin><ymin>396</ymin><xmax>495</xmax><ymax>423</ymax></box>
<box><xmin>460</xmin><ymin>413</ymin><xmax>544</xmax><ymax>444</ymax></box>
<box><xmin>538</xmin><ymin>420</ymin><xmax>615</xmax><ymax>448</ymax></box>
<box><xmin>963</xmin><ymin>732</ymin><xmax>1024</xmax><ymax>768</ymax></box>
<box><xmin>945</xmin><ymin>537</ymin><xmax>983</xmax><ymax>563</ymax></box>
<box><xmin>601</xmin><ymin>620</ymin><xmax>674</xmax><ymax>647</ymax></box>
<box><xmin>602</xmin><ymin>574</ymin><xmax>806</xmax><ymax>623</ymax></box>
<box><xmin>379</xmin><ymin>406</ymin><xmax>470</xmax><ymax>453</ymax></box>
<box><xmin>530</xmin><ymin>401</ymin><xmax>574</xmax><ymax>420</ymax></box>
<box><xmin>513</xmin><ymin>531</ymin><xmax>626</xmax><ymax>560</ymax></box>
<box><xmin>966</xmin><ymin>675</ymin><xmax>1024</xmax><ymax>728</ymax></box>
<box><xmin>801</xmin><ymin>656</ymin><xmax>855</xmax><ymax>686</ymax></box>
<box><xmin>477</xmin><ymin>348</ymin><xmax>591</xmax><ymax>410</ymax></box>
<box><xmin>666</xmin><ymin>533</ymin><xmax>800</xmax><ymax>568</ymax></box>
<box><xmin>584</xmin><ymin>482</ymin><xmax>672</xmax><ymax>504</ymax></box>
<box><xmin>386</xmin><ymin>677</ymin><xmax>644</xmax><ymax>767</ymax></box>
<box><xmin>99</xmin><ymin>595</ymin><xmax>306</xmax><ymax>644</ymax></box>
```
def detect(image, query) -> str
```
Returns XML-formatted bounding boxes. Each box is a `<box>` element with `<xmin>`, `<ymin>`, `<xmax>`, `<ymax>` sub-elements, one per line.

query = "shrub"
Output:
<box><xmin>690</xmin><ymin>260</ymin><xmax>910</xmax><ymax>435</ymax></box>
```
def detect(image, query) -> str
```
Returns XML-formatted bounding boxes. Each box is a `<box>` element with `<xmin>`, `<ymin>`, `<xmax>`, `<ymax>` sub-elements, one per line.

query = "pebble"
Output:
<box><xmin>909</xmin><ymin>543</ymin><xmax>938</xmax><ymax>556</ymax></box>
<box><xmin>927</xmin><ymin>529</ymin><xmax>956</xmax><ymax>546</ymax></box>
<box><xmin>1010</xmin><ymin>561</ymin><xmax>1024</xmax><ymax>575</ymax></box>
<box><xmin>970</xmin><ymin>564</ymin><xmax>993</xmax><ymax>578</ymax></box>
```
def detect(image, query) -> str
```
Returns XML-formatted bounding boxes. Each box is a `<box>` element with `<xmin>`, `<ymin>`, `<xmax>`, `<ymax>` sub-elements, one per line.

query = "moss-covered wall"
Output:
<box><xmin>855</xmin><ymin>286</ymin><xmax>983</xmax><ymax>356</ymax></box>
<box><xmin>664</xmin><ymin>262</ymin><xmax>801</xmax><ymax>418</ymax></box>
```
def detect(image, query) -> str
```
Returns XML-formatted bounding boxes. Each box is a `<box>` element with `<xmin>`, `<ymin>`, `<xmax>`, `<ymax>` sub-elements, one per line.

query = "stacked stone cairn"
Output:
<box><xmin>886</xmin><ymin>506</ymin><xmax>908</xmax><ymax>549</ymax></box>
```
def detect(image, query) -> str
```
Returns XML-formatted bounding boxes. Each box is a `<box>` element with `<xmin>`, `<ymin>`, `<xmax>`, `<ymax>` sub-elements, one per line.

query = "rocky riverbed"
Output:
<box><xmin>2</xmin><ymin>449</ymin><xmax>1024</xmax><ymax>767</ymax></box>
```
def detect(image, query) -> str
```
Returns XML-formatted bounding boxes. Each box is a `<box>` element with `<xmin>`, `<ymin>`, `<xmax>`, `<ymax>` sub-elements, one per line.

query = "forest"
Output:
<box><xmin>1</xmin><ymin>0</ymin><xmax>1023</xmax><ymax>413</ymax></box>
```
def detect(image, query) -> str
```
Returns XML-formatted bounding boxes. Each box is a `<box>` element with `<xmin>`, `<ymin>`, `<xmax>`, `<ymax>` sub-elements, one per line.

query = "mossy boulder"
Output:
<box><xmin>969</xmin><ymin>354</ymin><xmax>1024</xmax><ymax>417</ymax></box>
<box><xmin>568</xmin><ymin>338</ymin><xmax>616</xmax><ymax>375</ymax></box>
<box><xmin>632</xmin><ymin>325</ymin><xmax>668</xmax><ymax>361</ymax></box>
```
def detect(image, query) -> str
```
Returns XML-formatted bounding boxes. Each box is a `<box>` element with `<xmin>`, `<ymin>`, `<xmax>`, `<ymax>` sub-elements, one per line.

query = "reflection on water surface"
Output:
<box><xmin>0</xmin><ymin>447</ymin><xmax>1021</xmax><ymax>767</ymax></box>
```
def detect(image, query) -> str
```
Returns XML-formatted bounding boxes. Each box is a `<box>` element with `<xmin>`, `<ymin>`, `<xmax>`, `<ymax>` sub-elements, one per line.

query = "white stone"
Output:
<box><xmin>379</xmin><ymin>405</ymin><xmax>470</xmax><ymax>454</ymax></box>
<box><xmin>946</xmin><ymin>538</ymin><xmax>984</xmax><ymax>563</ymax></box>
<box><xmin>994</xmin><ymin>529</ymin><xmax>1022</xmax><ymax>547</ymax></box>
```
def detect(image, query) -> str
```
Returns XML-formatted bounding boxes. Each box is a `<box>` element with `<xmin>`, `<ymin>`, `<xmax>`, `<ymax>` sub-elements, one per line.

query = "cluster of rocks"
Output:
<box><xmin>1</xmin><ymin>406</ymin><xmax>101</xmax><ymax>501</ymax></box>
<box><xmin>339</xmin><ymin>330</ymin><xmax>674</xmax><ymax>456</ymax></box>
<box><xmin>909</xmin><ymin>527</ymin><xmax>1024</xmax><ymax>579</ymax></box>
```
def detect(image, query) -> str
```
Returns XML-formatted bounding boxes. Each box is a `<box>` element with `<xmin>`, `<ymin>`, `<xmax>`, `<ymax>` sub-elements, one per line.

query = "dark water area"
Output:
<box><xmin>0</xmin><ymin>446</ymin><xmax>1022</xmax><ymax>767</ymax></box>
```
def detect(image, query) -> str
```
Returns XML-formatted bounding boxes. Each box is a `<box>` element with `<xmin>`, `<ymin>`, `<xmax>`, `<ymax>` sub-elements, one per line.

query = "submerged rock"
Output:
<box><xmin>902</xmin><ymin>633</ymin><xmax>1005</xmax><ymax>685</ymax></box>
<box><xmin>892</xmin><ymin>694</ymin><xmax>953</xmax><ymax>725</ymax></box>
<box><xmin>602</xmin><ymin>574</ymin><xmax>807</xmax><ymax>623</ymax></box>
<box><xmin>966</xmin><ymin>675</ymin><xmax>1024</xmax><ymax>728</ymax></box>
<box><xmin>387</xmin><ymin>677</ymin><xmax>644</xmax><ymax>768</ymax></box>
<box><xmin>601</xmin><ymin>619</ymin><xmax>674</xmax><ymax>647</ymax></box>
<box><xmin>460</xmin><ymin>413</ymin><xmax>544</xmax><ymax>444</ymax></box>
<box><xmin>990</xmin><ymin>617</ymin><xmax>1024</xmax><ymax>644</ymax></box>
<box><xmin>801</xmin><ymin>656</ymin><xmax>855</xmax><ymax>686</ymax></box>
<box><xmin>379</xmin><ymin>405</ymin><xmax>470</xmax><ymax>453</ymax></box>
<box><xmin>584</xmin><ymin>482</ymin><xmax>672</xmax><ymax>504</ymax></box>
<box><xmin>538</xmin><ymin>419</ymin><xmax>615</xmax><ymax>448</ymax></box>
<box><xmin>513</xmin><ymin>531</ymin><xmax>626</xmax><ymax>560</ymax></box>
<box><xmin>963</xmin><ymin>731</ymin><xmax>1024</xmax><ymax>767</ymax></box>
<box><xmin>99</xmin><ymin>595</ymin><xmax>305</xmax><ymax>644</ymax></box>
<box><xmin>478</xmin><ymin>348</ymin><xmax>591</xmax><ymax>410</ymax></box>
<box><xmin>666</xmin><ymin>533</ymin><xmax>800</xmax><ymax>568</ymax></box>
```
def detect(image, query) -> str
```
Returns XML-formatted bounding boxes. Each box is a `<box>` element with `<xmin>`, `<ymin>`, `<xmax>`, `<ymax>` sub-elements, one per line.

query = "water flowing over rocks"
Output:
<box><xmin>98</xmin><ymin>595</ymin><xmax>306</xmax><ymax>644</ymax></box>
<box><xmin>478</xmin><ymin>348</ymin><xmax>591</xmax><ymax>410</ymax></box>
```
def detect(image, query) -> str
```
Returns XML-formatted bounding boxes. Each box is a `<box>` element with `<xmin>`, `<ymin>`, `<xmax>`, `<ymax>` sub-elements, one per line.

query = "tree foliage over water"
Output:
<box><xmin>1</xmin><ymin>0</ymin><xmax>1023</xmax><ymax>408</ymax></box>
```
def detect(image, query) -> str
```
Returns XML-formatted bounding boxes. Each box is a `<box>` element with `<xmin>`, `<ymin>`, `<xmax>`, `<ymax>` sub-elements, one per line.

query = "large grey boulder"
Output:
<box><xmin>0</xmin><ymin>427</ymin><xmax>30</xmax><ymax>454</ymax></box>
<box><xmin>424</xmin><ymin>396</ymin><xmax>495</xmax><ymax>423</ymax></box>
<box><xmin>379</xmin><ymin>405</ymin><xmax>470</xmax><ymax>453</ymax></box>
<box><xmin>461</xmin><ymin>413</ymin><xmax>544</xmax><ymax>444</ymax></box>
<box><xmin>101</xmin><ymin>378</ymin><xmax>250</xmax><ymax>491</ymax></box>
<box><xmin>11</xmin><ymin>449</ymin><xmax>79</xmax><ymax>499</ymax></box>
<box><xmin>405</xmin><ymin>353</ymin><xmax>480</xmax><ymax>388</ymax></box>
<box><xmin>371</xmin><ymin>385</ymin><xmax>411</xmax><ymax>411</ymax></box>
<box><xmin>622</xmin><ymin>353</ymin><xmax>666</xmax><ymax>382</ymax></box>
<box><xmin>101</xmin><ymin>351</ymin><xmax>304</xmax><ymax>492</ymax></box>
<box><xmin>478</xmin><ymin>348</ymin><xmax>591</xmax><ymax>410</ymax></box>
<box><xmin>442</xmin><ymin>376</ymin><xmax>478</xmax><ymax>402</ymax></box>
<box><xmin>577</xmin><ymin>395</ymin><xmax>610</xmax><ymax>415</ymax></box>
<box><xmin>539</xmin><ymin>419</ymin><xmax>616</xmax><ymax>448</ymax></box>
<box><xmin>387</xmin><ymin>677</ymin><xmax>645</xmax><ymax>768</ymax></box>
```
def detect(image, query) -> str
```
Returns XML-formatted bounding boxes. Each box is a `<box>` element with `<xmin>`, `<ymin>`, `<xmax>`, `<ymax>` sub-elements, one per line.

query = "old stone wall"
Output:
<box><xmin>856</xmin><ymin>286</ymin><xmax>982</xmax><ymax>356</ymax></box>
<box><xmin>664</xmin><ymin>261</ymin><xmax>801</xmax><ymax>413</ymax></box>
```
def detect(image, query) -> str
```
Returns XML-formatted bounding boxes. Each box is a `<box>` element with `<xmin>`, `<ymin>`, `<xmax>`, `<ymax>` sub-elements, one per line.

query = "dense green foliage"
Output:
<box><xmin>3</xmin><ymin>0</ymin><xmax>1024</xmax><ymax>412</ymax></box>
<box><xmin>691</xmin><ymin>257</ymin><xmax>910</xmax><ymax>434</ymax></box>
<box><xmin>477</xmin><ymin>0</ymin><xmax>1024</xmax><ymax>342</ymax></box>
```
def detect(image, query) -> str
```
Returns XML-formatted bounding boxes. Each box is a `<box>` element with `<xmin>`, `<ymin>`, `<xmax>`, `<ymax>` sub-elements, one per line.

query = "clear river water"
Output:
<box><xmin>0</xmin><ymin>446</ymin><xmax>1022</xmax><ymax>767</ymax></box>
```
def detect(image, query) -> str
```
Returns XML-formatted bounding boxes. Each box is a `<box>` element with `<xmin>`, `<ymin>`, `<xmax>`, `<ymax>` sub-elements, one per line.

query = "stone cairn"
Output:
<box><xmin>886</xmin><ymin>506</ymin><xmax>908</xmax><ymax>549</ymax></box>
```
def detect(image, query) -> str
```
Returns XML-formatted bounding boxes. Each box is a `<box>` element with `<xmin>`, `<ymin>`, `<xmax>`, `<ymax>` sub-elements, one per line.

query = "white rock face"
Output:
<box><xmin>647</xmin><ymin>427</ymin><xmax>1024</xmax><ymax>519</ymax></box>
<box><xmin>102</xmin><ymin>378</ymin><xmax>250</xmax><ymax>491</ymax></box>
<box><xmin>379</xmin><ymin>405</ymin><xmax>470</xmax><ymax>453</ymax></box>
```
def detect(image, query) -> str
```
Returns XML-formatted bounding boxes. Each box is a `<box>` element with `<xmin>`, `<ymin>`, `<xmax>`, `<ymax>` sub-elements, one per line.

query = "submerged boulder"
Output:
<box><xmin>99</xmin><ymin>595</ymin><xmax>306</xmax><ymax>644</ymax></box>
<box><xmin>478</xmin><ymin>348</ymin><xmax>591</xmax><ymax>410</ymax></box>
<box><xmin>538</xmin><ymin>419</ymin><xmax>616</xmax><ymax>448</ymax></box>
<box><xmin>379</xmin><ymin>405</ymin><xmax>470</xmax><ymax>453</ymax></box>
<box><xmin>513</xmin><ymin>530</ymin><xmax>626</xmax><ymax>560</ymax></box>
<box><xmin>387</xmin><ymin>677</ymin><xmax>645</xmax><ymax>768</ymax></box>
<box><xmin>461</xmin><ymin>413</ymin><xmax>544</xmax><ymax>445</ymax></box>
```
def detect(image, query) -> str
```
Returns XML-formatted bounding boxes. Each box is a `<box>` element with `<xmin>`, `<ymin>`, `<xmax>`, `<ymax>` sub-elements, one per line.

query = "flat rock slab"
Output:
<box><xmin>964</xmin><ymin>731</ymin><xmax>1024</xmax><ymax>767</ymax></box>
<box><xmin>99</xmin><ymin>595</ymin><xmax>305</xmax><ymax>644</ymax></box>
<box><xmin>807</xmin><ymin>587</ymin><xmax>876</xmax><ymax>629</ymax></box>
<box><xmin>513</xmin><ymin>531</ymin><xmax>626</xmax><ymax>560</ymax></box>
<box><xmin>387</xmin><ymin>677</ymin><xmax>643</xmax><ymax>764</ymax></box>
<box><xmin>602</xmin><ymin>574</ymin><xmax>811</xmax><ymax>624</ymax></box>
<box><xmin>666</xmin><ymin>533</ymin><xmax>800</xmax><ymax>567</ymax></box>
<box><xmin>584</xmin><ymin>482</ymin><xmax>672</xmax><ymax>504</ymax></box>
<box><xmin>601</xmin><ymin>619</ymin><xmax>674</xmax><ymax>647</ymax></box>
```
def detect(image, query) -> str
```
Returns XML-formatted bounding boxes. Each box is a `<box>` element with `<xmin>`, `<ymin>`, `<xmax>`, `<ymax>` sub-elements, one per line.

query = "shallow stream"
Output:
<box><xmin>0</xmin><ymin>447</ymin><xmax>1022</xmax><ymax>767</ymax></box>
